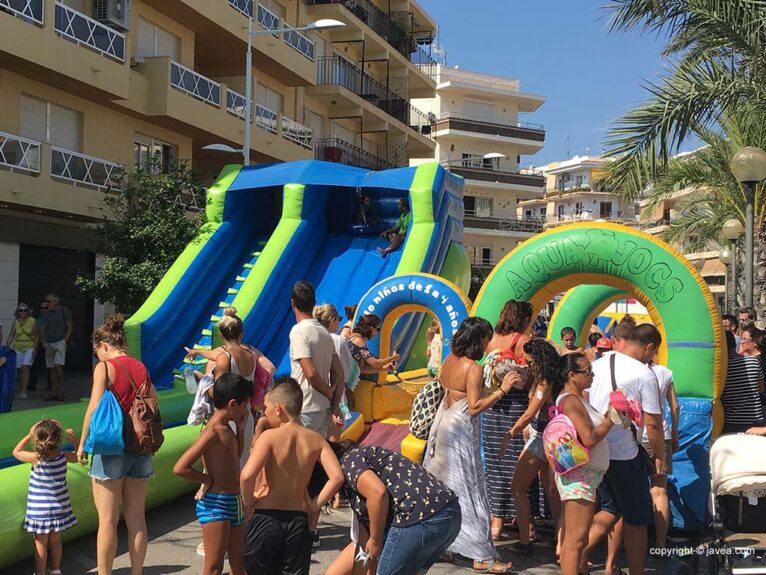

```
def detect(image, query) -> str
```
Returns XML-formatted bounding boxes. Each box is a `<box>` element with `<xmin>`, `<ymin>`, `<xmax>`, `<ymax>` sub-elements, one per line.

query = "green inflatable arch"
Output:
<box><xmin>548</xmin><ymin>285</ymin><xmax>632</xmax><ymax>348</ymax></box>
<box><xmin>471</xmin><ymin>222</ymin><xmax>726</xmax><ymax>430</ymax></box>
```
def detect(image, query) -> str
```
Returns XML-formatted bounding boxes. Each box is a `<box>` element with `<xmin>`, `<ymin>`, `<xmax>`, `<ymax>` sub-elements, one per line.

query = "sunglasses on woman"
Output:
<box><xmin>572</xmin><ymin>367</ymin><xmax>594</xmax><ymax>376</ymax></box>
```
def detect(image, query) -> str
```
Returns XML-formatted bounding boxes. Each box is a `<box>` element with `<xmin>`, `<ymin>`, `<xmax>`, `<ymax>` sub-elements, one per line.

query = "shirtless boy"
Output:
<box><xmin>240</xmin><ymin>376</ymin><xmax>344</xmax><ymax>575</ymax></box>
<box><xmin>174</xmin><ymin>373</ymin><xmax>252</xmax><ymax>575</ymax></box>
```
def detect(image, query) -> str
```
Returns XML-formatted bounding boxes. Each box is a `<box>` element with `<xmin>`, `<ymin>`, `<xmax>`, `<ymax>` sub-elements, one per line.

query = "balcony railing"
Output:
<box><xmin>255</xmin><ymin>104</ymin><xmax>278</xmax><ymax>133</ymax></box>
<box><xmin>433</xmin><ymin>112</ymin><xmax>545</xmax><ymax>142</ymax></box>
<box><xmin>257</xmin><ymin>2</ymin><xmax>280</xmax><ymax>30</ymax></box>
<box><xmin>228</xmin><ymin>0</ymin><xmax>252</xmax><ymax>18</ymax></box>
<box><xmin>305</xmin><ymin>0</ymin><xmax>410</xmax><ymax>56</ymax></box>
<box><xmin>281</xmin><ymin>116</ymin><xmax>313</xmax><ymax>149</ymax></box>
<box><xmin>544</xmin><ymin>213</ymin><xmax>637</xmax><ymax>226</ymax></box>
<box><xmin>51</xmin><ymin>146</ymin><xmax>122</xmax><ymax>189</ymax></box>
<box><xmin>463</xmin><ymin>212</ymin><xmax>544</xmax><ymax>234</ymax></box>
<box><xmin>0</xmin><ymin>131</ymin><xmax>41</xmax><ymax>173</ymax></box>
<box><xmin>54</xmin><ymin>0</ymin><xmax>125</xmax><ymax>62</ymax></box>
<box><xmin>316</xmin><ymin>56</ymin><xmax>431</xmax><ymax>136</ymax></box>
<box><xmin>283</xmin><ymin>23</ymin><xmax>315</xmax><ymax>60</ymax></box>
<box><xmin>444</xmin><ymin>161</ymin><xmax>545</xmax><ymax>188</ymax></box>
<box><xmin>315</xmin><ymin>138</ymin><xmax>394</xmax><ymax>171</ymax></box>
<box><xmin>226</xmin><ymin>89</ymin><xmax>248</xmax><ymax>119</ymax></box>
<box><xmin>170</xmin><ymin>61</ymin><xmax>221</xmax><ymax>107</ymax></box>
<box><xmin>1</xmin><ymin>0</ymin><xmax>43</xmax><ymax>24</ymax></box>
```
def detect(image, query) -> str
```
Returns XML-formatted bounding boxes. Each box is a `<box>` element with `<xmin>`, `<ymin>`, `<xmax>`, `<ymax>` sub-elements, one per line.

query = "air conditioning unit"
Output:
<box><xmin>95</xmin><ymin>0</ymin><xmax>131</xmax><ymax>31</ymax></box>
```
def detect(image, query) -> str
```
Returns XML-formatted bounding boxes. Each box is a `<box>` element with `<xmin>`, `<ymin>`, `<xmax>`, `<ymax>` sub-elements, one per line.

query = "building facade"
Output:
<box><xmin>412</xmin><ymin>65</ymin><xmax>546</xmax><ymax>273</ymax></box>
<box><xmin>0</xmin><ymin>0</ymin><xmax>437</xmax><ymax>368</ymax></box>
<box><xmin>519</xmin><ymin>155</ymin><xmax>637</xmax><ymax>229</ymax></box>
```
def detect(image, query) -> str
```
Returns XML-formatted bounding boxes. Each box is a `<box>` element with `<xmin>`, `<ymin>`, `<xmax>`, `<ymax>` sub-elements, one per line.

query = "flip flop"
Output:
<box><xmin>473</xmin><ymin>560</ymin><xmax>514</xmax><ymax>574</ymax></box>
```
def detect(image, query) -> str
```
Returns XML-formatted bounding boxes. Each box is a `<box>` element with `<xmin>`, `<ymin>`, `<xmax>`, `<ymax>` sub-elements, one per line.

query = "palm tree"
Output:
<box><xmin>601</xmin><ymin>0</ymin><xmax>766</xmax><ymax>315</ymax></box>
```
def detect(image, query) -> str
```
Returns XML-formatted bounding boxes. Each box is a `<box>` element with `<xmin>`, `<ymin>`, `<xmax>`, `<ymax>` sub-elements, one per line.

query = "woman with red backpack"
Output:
<box><xmin>548</xmin><ymin>352</ymin><xmax>614</xmax><ymax>575</ymax></box>
<box><xmin>77</xmin><ymin>314</ymin><xmax>158</xmax><ymax>575</ymax></box>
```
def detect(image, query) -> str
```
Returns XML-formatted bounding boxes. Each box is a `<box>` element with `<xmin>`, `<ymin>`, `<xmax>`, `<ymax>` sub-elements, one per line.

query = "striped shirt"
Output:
<box><xmin>721</xmin><ymin>355</ymin><xmax>765</xmax><ymax>426</ymax></box>
<box><xmin>23</xmin><ymin>453</ymin><xmax>77</xmax><ymax>533</ymax></box>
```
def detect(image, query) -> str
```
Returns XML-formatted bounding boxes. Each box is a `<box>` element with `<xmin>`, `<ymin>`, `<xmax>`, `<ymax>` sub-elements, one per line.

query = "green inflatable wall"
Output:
<box><xmin>470</xmin><ymin>223</ymin><xmax>725</xmax><ymax>423</ymax></box>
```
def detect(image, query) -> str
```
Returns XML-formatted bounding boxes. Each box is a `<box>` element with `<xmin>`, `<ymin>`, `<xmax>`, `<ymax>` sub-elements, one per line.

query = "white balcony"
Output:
<box><xmin>283</xmin><ymin>23</ymin><xmax>314</xmax><ymax>60</ymax></box>
<box><xmin>170</xmin><ymin>61</ymin><xmax>221</xmax><ymax>107</ymax></box>
<box><xmin>0</xmin><ymin>131</ymin><xmax>41</xmax><ymax>174</ymax></box>
<box><xmin>0</xmin><ymin>0</ymin><xmax>43</xmax><ymax>24</ymax></box>
<box><xmin>226</xmin><ymin>89</ymin><xmax>248</xmax><ymax>119</ymax></box>
<box><xmin>255</xmin><ymin>104</ymin><xmax>278</xmax><ymax>134</ymax></box>
<box><xmin>50</xmin><ymin>146</ymin><xmax>122</xmax><ymax>190</ymax></box>
<box><xmin>53</xmin><ymin>0</ymin><xmax>125</xmax><ymax>62</ymax></box>
<box><xmin>281</xmin><ymin>116</ymin><xmax>312</xmax><ymax>149</ymax></box>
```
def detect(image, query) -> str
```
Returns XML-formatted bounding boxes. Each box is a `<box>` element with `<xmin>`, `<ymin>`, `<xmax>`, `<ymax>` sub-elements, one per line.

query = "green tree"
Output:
<box><xmin>76</xmin><ymin>162</ymin><xmax>206</xmax><ymax>314</ymax></box>
<box><xmin>602</xmin><ymin>0</ymin><xmax>766</xmax><ymax>314</ymax></box>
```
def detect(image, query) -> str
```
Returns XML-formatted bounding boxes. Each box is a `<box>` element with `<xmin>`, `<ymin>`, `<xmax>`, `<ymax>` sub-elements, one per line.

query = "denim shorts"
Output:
<box><xmin>89</xmin><ymin>452</ymin><xmax>154</xmax><ymax>481</ymax></box>
<box><xmin>524</xmin><ymin>428</ymin><xmax>546</xmax><ymax>462</ymax></box>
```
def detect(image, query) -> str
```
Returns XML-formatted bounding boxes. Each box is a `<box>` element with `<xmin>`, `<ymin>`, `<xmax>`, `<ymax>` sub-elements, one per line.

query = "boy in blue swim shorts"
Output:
<box><xmin>175</xmin><ymin>373</ymin><xmax>252</xmax><ymax>575</ymax></box>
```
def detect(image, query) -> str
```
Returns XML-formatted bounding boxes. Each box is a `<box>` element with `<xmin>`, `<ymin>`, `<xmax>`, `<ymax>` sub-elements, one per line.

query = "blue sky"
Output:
<box><xmin>418</xmin><ymin>0</ymin><xmax>668</xmax><ymax>166</ymax></box>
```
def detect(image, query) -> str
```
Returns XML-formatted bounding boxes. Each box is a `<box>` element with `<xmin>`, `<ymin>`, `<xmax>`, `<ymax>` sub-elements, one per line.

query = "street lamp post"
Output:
<box><xmin>241</xmin><ymin>17</ymin><xmax>345</xmax><ymax>166</ymax></box>
<box><xmin>730</xmin><ymin>147</ymin><xmax>766</xmax><ymax>308</ymax></box>
<box><xmin>722</xmin><ymin>218</ymin><xmax>744</xmax><ymax>311</ymax></box>
<box><xmin>719</xmin><ymin>248</ymin><xmax>734</xmax><ymax>314</ymax></box>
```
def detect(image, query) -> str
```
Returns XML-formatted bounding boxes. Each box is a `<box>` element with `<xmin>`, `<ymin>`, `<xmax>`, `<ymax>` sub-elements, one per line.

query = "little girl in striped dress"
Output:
<box><xmin>12</xmin><ymin>419</ymin><xmax>79</xmax><ymax>575</ymax></box>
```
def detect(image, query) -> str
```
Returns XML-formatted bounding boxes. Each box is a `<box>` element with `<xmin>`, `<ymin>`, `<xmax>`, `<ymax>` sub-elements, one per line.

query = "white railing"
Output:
<box><xmin>255</xmin><ymin>104</ymin><xmax>278</xmax><ymax>134</ymax></box>
<box><xmin>170</xmin><ymin>61</ymin><xmax>221</xmax><ymax>107</ymax></box>
<box><xmin>228</xmin><ymin>0</ymin><xmax>252</xmax><ymax>18</ymax></box>
<box><xmin>54</xmin><ymin>0</ymin><xmax>125</xmax><ymax>62</ymax></box>
<box><xmin>51</xmin><ymin>146</ymin><xmax>122</xmax><ymax>189</ymax></box>
<box><xmin>257</xmin><ymin>2</ymin><xmax>279</xmax><ymax>31</ymax></box>
<box><xmin>1</xmin><ymin>0</ymin><xmax>43</xmax><ymax>24</ymax></box>
<box><xmin>226</xmin><ymin>89</ymin><xmax>248</xmax><ymax>119</ymax></box>
<box><xmin>0</xmin><ymin>131</ymin><xmax>40</xmax><ymax>173</ymax></box>
<box><xmin>283</xmin><ymin>23</ymin><xmax>314</xmax><ymax>60</ymax></box>
<box><xmin>281</xmin><ymin>116</ymin><xmax>313</xmax><ymax>149</ymax></box>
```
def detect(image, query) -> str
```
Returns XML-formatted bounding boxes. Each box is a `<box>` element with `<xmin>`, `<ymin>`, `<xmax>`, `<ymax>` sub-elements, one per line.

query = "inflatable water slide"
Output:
<box><xmin>0</xmin><ymin>160</ymin><xmax>469</xmax><ymax>568</ymax></box>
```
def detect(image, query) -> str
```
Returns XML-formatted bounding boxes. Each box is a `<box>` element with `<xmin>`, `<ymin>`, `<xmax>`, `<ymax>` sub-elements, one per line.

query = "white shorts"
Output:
<box><xmin>300</xmin><ymin>409</ymin><xmax>331</xmax><ymax>438</ymax></box>
<box><xmin>45</xmin><ymin>340</ymin><xmax>67</xmax><ymax>368</ymax></box>
<box><xmin>15</xmin><ymin>348</ymin><xmax>34</xmax><ymax>367</ymax></box>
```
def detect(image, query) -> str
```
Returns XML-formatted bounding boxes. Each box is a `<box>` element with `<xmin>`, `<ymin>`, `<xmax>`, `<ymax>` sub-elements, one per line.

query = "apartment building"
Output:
<box><xmin>0</xmin><ymin>0</ymin><xmax>437</xmax><ymax>369</ymax></box>
<box><xmin>519</xmin><ymin>155</ymin><xmax>636</xmax><ymax>229</ymax></box>
<box><xmin>412</xmin><ymin>65</ymin><xmax>546</xmax><ymax>272</ymax></box>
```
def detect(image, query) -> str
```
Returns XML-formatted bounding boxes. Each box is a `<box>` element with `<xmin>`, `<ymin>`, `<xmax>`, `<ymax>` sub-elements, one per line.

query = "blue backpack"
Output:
<box><xmin>84</xmin><ymin>364</ymin><xmax>125</xmax><ymax>455</ymax></box>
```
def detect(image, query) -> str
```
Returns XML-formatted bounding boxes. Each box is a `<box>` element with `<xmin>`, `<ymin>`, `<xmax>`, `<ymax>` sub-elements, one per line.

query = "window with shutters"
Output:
<box><xmin>256</xmin><ymin>86</ymin><xmax>284</xmax><ymax>114</ymax></box>
<box><xmin>136</xmin><ymin>17</ymin><xmax>180</xmax><ymax>61</ymax></box>
<box><xmin>20</xmin><ymin>95</ymin><xmax>82</xmax><ymax>152</ymax></box>
<box><xmin>463</xmin><ymin>99</ymin><xmax>496</xmax><ymax>122</ymax></box>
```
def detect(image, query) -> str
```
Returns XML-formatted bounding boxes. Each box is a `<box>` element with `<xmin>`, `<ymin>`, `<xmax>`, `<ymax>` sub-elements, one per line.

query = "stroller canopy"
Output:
<box><xmin>711</xmin><ymin>434</ymin><xmax>766</xmax><ymax>496</ymax></box>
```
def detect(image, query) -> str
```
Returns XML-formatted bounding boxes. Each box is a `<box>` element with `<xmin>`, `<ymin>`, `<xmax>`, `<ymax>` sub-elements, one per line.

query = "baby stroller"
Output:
<box><xmin>708</xmin><ymin>433</ymin><xmax>766</xmax><ymax>574</ymax></box>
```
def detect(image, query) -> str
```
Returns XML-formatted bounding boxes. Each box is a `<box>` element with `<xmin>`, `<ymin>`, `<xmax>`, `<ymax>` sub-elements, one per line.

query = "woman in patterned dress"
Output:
<box><xmin>482</xmin><ymin>300</ymin><xmax>534</xmax><ymax>539</ymax></box>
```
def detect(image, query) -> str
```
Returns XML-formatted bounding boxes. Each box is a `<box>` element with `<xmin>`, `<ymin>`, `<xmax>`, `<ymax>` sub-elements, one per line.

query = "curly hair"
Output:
<box><xmin>33</xmin><ymin>420</ymin><xmax>62</xmax><ymax>462</ymax></box>
<box><xmin>353</xmin><ymin>314</ymin><xmax>381</xmax><ymax>340</ymax></box>
<box><xmin>523</xmin><ymin>338</ymin><xmax>560</xmax><ymax>392</ymax></box>
<box><xmin>495</xmin><ymin>300</ymin><xmax>533</xmax><ymax>335</ymax></box>
<box><xmin>92</xmin><ymin>314</ymin><xmax>128</xmax><ymax>351</ymax></box>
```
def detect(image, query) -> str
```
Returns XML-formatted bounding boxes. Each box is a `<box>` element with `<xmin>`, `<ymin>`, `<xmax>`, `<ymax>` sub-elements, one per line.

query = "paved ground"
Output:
<box><xmin>2</xmin><ymin>495</ymin><xmax>570</xmax><ymax>575</ymax></box>
<box><xmin>10</xmin><ymin>370</ymin><xmax>93</xmax><ymax>411</ymax></box>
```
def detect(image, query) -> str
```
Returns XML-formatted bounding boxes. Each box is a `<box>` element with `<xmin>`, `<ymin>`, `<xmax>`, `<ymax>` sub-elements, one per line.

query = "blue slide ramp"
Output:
<box><xmin>266</xmin><ymin>234</ymin><xmax>403</xmax><ymax>375</ymax></box>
